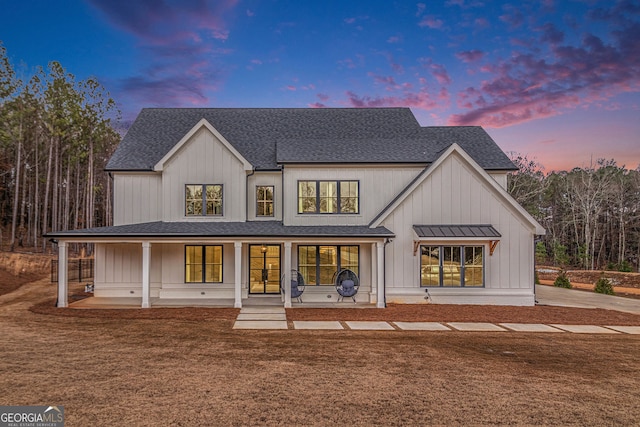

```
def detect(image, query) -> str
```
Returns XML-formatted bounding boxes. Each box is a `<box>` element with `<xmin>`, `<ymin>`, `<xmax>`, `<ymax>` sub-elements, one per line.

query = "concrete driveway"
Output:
<box><xmin>536</xmin><ymin>284</ymin><xmax>640</xmax><ymax>315</ymax></box>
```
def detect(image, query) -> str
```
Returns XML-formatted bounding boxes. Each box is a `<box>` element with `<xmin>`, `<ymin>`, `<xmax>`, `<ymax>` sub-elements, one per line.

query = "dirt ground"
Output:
<box><xmin>1</xmin><ymin>272</ymin><xmax>640</xmax><ymax>426</ymax></box>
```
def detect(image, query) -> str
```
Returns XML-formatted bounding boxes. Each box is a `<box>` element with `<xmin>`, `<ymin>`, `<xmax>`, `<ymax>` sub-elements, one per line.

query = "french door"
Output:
<box><xmin>249</xmin><ymin>245</ymin><xmax>281</xmax><ymax>294</ymax></box>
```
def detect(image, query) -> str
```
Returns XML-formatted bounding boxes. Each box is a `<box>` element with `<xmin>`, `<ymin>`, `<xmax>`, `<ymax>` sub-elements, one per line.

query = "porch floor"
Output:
<box><xmin>68</xmin><ymin>296</ymin><xmax>375</xmax><ymax>309</ymax></box>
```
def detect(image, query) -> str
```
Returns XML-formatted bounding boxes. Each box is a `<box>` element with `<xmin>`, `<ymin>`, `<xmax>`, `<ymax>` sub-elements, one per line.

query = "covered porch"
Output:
<box><xmin>48</xmin><ymin>221</ymin><xmax>394</xmax><ymax>309</ymax></box>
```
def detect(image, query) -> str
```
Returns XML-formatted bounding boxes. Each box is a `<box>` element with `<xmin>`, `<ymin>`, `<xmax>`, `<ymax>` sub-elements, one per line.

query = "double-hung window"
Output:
<box><xmin>186</xmin><ymin>184</ymin><xmax>223</xmax><ymax>216</ymax></box>
<box><xmin>298</xmin><ymin>180</ymin><xmax>359</xmax><ymax>214</ymax></box>
<box><xmin>256</xmin><ymin>186</ymin><xmax>274</xmax><ymax>217</ymax></box>
<box><xmin>298</xmin><ymin>245</ymin><xmax>359</xmax><ymax>285</ymax></box>
<box><xmin>185</xmin><ymin>245</ymin><xmax>223</xmax><ymax>283</ymax></box>
<box><xmin>420</xmin><ymin>245</ymin><xmax>484</xmax><ymax>287</ymax></box>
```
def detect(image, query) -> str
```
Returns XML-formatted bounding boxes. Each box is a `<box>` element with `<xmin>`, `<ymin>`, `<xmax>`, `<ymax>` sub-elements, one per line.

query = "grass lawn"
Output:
<box><xmin>2</xmin><ymin>279</ymin><xmax>640</xmax><ymax>426</ymax></box>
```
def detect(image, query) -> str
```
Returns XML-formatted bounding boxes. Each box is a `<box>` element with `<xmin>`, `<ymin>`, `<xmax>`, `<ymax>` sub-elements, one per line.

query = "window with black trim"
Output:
<box><xmin>185</xmin><ymin>245</ymin><xmax>223</xmax><ymax>283</ymax></box>
<box><xmin>185</xmin><ymin>184</ymin><xmax>223</xmax><ymax>216</ymax></box>
<box><xmin>298</xmin><ymin>245</ymin><xmax>359</xmax><ymax>285</ymax></box>
<box><xmin>420</xmin><ymin>245</ymin><xmax>483</xmax><ymax>287</ymax></box>
<box><xmin>256</xmin><ymin>186</ymin><xmax>274</xmax><ymax>217</ymax></box>
<box><xmin>298</xmin><ymin>180</ymin><xmax>359</xmax><ymax>214</ymax></box>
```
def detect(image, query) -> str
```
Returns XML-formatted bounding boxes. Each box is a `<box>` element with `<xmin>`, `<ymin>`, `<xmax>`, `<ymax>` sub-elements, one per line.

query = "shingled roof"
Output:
<box><xmin>106</xmin><ymin>108</ymin><xmax>516</xmax><ymax>171</ymax></box>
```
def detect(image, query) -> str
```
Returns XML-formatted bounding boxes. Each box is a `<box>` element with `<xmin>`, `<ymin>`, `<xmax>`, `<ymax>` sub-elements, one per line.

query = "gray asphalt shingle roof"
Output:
<box><xmin>46</xmin><ymin>221</ymin><xmax>394</xmax><ymax>239</ymax></box>
<box><xmin>413</xmin><ymin>224</ymin><xmax>501</xmax><ymax>238</ymax></box>
<box><xmin>106</xmin><ymin>108</ymin><xmax>516</xmax><ymax>171</ymax></box>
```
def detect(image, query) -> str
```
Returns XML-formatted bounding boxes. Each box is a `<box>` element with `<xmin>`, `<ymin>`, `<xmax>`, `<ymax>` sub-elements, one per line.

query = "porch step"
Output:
<box><xmin>233</xmin><ymin>307</ymin><xmax>288</xmax><ymax>330</ymax></box>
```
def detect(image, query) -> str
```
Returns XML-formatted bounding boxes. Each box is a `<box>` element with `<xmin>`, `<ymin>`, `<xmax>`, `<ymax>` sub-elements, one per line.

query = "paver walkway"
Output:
<box><xmin>233</xmin><ymin>309</ymin><xmax>640</xmax><ymax>334</ymax></box>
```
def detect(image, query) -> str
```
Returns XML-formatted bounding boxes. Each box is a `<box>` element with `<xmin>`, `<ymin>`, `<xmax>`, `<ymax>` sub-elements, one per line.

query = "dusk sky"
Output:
<box><xmin>2</xmin><ymin>0</ymin><xmax>639</xmax><ymax>171</ymax></box>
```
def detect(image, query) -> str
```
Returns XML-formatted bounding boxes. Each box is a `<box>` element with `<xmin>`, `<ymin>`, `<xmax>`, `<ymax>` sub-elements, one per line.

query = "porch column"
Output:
<box><xmin>376</xmin><ymin>241</ymin><xmax>385</xmax><ymax>308</ymax></box>
<box><xmin>142</xmin><ymin>241</ymin><xmax>151</xmax><ymax>308</ymax></box>
<box><xmin>57</xmin><ymin>241</ymin><xmax>68</xmax><ymax>308</ymax></box>
<box><xmin>370</xmin><ymin>242</ymin><xmax>377</xmax><ymax>304</ymax></box>
<box><xmin>234</xmin><ymin>242</ymin><xmax>242</xmax><ymax>308</ymax></box>
<box><xmin>284</xmin><ymin>242</ymin><xmax>292</xmax><ymax>308</ymax></box>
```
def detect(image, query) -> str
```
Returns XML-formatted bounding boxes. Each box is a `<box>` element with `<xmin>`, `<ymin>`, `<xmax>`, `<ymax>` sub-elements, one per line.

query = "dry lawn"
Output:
<box><xmin>2</xmin><ymin>278</ymin><xmax>640</xmax><ymax>426</ymax></box>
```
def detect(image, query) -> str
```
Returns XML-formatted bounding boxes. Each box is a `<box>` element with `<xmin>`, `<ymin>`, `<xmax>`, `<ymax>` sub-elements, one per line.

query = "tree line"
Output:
<box><xmin>508</xmin><ymin>154</ymin><xmax>640</xmax><ymax>272</ymax></box>
<box><xmin>0</xmin><ymin>43</ymin><xmax>119</xmax><ymax>253</ymax></box>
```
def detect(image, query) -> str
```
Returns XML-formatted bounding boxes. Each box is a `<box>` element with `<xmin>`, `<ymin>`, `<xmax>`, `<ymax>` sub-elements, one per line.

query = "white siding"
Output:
<box><xmin>162</xmin><ymin>128</ymin><xmax>247</xmax><ymax>221</ymax></box>
<box><xmin>112</xmin><ymin>173</ymin><xmax>162</xmax><ymax>226</ymax></box>
<box><xmin>247</xmin><ymin>172</ymin><xmax>282</xmax><ymax>221</ymax></box>
<box><xmin>489</xmin><ymin>171</ymin><xmax>508</xmax><ymax>190</ymax></box>
<box><xmin>381</xmin><ymin>152</ymin><xmax>536</xmax><ymax>305</ymax></box>
<box><xmin>94</xmin><ymin>243</ymin><xmax>162</xmax><ymax>297</ymax></box>
<box><xmin>283</xmin><ymin>165</ymin><xmax>423</xmax><ymax>226</ymax></box>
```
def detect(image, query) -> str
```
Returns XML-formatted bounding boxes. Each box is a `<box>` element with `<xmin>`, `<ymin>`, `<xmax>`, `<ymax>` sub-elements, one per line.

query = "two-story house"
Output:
<box><xmin>48</xmin><ymin>108</ymin><xmax>544</xmax><ymax>308</ymax></box>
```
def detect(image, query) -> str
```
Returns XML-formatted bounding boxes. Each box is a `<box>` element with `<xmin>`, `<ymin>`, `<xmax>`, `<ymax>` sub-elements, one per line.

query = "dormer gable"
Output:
<box><xmin>154</xmin><ymin>118</ymin><xmax>253</xmax><ymax>172</ymax></box>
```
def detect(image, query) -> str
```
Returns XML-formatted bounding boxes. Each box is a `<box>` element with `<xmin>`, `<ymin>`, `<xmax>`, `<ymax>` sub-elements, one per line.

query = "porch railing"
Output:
<box><xmin>51</xmin><ymin>259</ymin><xmax>94</xmax><ymax>283</ymax></box>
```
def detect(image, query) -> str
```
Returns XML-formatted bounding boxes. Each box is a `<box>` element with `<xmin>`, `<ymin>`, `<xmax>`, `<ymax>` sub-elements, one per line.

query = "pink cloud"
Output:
<box><xmin>387</xmin><ymin>35</ymin><xmax>402</xmax><ymax>44</ymax></box>
<box><xmin>418</xmin><ymin>16</ymin><xmax>444</xmax><ymax>29</ymax></box>
<box><xmin>88</xmin><ymin>0</ymin><xmax>239</xmax><ymax>45</ymax></box>
<box><xmin>448</xmin><ymin>13</ymin><xmax>640</xmax><ymax>128</ymax></box>
<box><xmin>456</xmin><ymin>49</ymin><xmax>485</xmax><ymax>63</ymax></box>
<box><xmin>89</xmin><ymin>0</ymin><xmax>239</xmax><ymax>108</ymax></box>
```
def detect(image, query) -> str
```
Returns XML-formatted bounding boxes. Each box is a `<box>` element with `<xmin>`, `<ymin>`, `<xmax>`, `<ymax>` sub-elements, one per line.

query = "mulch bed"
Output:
<box><xmin>29</xmin><ymin>299</ymin><xmax>640</xmax><ymax>326</ymax></box>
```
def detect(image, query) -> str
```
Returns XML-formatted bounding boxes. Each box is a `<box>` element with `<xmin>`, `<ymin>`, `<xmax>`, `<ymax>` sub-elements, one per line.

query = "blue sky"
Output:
<box><xmin>2</xmin><ymin>0</ymin><xmax>639</xmax><ymax>171</ymax></box>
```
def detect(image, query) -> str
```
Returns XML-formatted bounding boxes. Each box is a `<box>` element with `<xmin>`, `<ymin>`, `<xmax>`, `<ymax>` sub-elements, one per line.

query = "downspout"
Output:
<box><xmin>245</xmin><ymin>167</ymin><xmax>256</xmax><ymax>220</ymax></box>
<box><xmin>280</xmin><ymin>165</ymin><xmax>285</xmax><ymax>222</ymax></box>
<box><xmin>383</xmin><ymin>237</ymin><xmax>392</xmax><ymax>308</ymax></box>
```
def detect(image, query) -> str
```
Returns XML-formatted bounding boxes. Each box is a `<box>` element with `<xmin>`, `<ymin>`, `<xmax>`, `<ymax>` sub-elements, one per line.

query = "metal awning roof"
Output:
<box><xmin>413</xmin><ymin>224</ymin><xmax>501</xmax><ymax>239</ymax></box>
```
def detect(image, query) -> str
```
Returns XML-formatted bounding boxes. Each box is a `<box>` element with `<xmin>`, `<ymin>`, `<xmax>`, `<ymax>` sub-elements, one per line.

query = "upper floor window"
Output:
<box><xmin>298</xmin><ymin>180</ymin><xmax>359</xmax><ymax>214</ymax></box>
<box><xmin>186</xmin><ymin>184</ymin><xmax>223</xmax><ymax>216</ymax></box>
<box><xmin>256</xmin><ymin>186</ymin><xmax>274</xmax><ymax>217</ymax></box>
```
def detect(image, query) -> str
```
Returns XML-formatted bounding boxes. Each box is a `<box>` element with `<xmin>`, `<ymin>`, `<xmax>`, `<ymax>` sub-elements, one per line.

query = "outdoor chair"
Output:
<box><xmin>281</xmin><ymin>269</ymin><xmax>305</xmax><ymax>303</ymax></box>
<box><xmin>334</xmin><ymin>269</ymin><xmax>360</xmax><ymax>303</ymax></box>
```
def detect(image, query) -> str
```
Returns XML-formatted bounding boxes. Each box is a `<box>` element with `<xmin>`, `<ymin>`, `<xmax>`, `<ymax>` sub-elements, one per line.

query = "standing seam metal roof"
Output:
<box><xmin>413</xmin><ymin>224</ymin><xmax>501</xmax><ymax>238</ymax></box>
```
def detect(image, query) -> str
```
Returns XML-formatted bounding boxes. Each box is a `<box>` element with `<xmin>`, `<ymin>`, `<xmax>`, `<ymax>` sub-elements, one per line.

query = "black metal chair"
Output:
<box><xmin>334</xmin><ymin>269</ymin><xmax>359</xmax><ymax>303</ymax></box>
<box><xmin>281</xmin><ymin>269</ymin><xmax>305</xmax><ymax>303</ymax></box>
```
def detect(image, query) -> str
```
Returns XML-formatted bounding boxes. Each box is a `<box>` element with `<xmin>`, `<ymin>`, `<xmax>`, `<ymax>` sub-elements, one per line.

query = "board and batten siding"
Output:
<box><xmin>112</xmin><ymin>173</ymin><xmax>162</xmax><ymax>226</ymax></box>
<box><xmin>381</xmin><ymin>152</ymin><xmax>536</xmax><ymax>305</ymax></box>
<box><xmin>283</xmin><ymin>165</ymin><xmax>424</xmax><ymax>226</ymax></box>
<box><xmin>94</xmin><ymin>243</ymin><xmax>162</xmax><ymax>298</ymax></box>
<box><xmin>161</xmin><ymin>127</ymin><xmax>247</xmax><ymax>222</ymax></box>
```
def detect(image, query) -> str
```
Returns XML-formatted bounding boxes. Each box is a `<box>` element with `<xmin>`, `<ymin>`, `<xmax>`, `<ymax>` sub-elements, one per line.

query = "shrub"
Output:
<box><xmin>534</xmin><ymin>270</ymin><xmax>540</xmax><ymax>285</ymax></box>
<box><xmin>594</xmin><ymin>274</ymin><xmax>615</xmax><ymax>295</ymax></box>
<box><xmin>618</xmin><ymin>260</ymin><xmax>633</xmax><ymax>273</ymax></box>
<box><xmin>554</xmin><ymin>270</ymin><xmax>572</xmax><ymax>289</ymax></box>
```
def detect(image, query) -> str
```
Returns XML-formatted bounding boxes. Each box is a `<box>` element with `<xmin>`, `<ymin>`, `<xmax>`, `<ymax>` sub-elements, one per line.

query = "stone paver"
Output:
<box><xmin>240</xmin><ymin>307</ymin><xmax>285</xmax><ymax>314</ymax></box>
<box><xmin>233</xmin><ymin>320</ymin><xmax>289</xmax><ymax>330</ymax></box>
<box><xmin>345</xmin><ymin>321</ymin><xmax>395</xmax><ymax>330</ymax></box>
<box><xmin>393</xmin><ymin>322</ymin><xmax>451</xmax><ymax>331</ymax></box>
<box><xmin>447</xmin><ymin>322</ymin><xmax>507</xmax><ymax>332</ymax></box>
<box><xmin>604</xmin><ymin>326</ymin><xmax>640</xmax><ymax>334</ymax></box>
<box><xmin>550</xmin><ymin>324</ymin><xmax>620</xmax><ymax>334</ymax></box>
<box><xmin>293</xmin><ymin>321</ymin><xmax>343</xmax><ymax>330</ymax></box>
<box><xmin>236</xmin><ymin>313</ymin><xmax>286</xmax><ymax>321</ymax></box>
<box><xmin>499</xmin><ymin>323</ymin><xmax>564</xmax><ymax>333</ymax></box>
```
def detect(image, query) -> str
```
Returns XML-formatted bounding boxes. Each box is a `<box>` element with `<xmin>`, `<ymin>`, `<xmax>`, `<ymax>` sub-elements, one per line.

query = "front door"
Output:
<box><xmin>249</xmin><ymin>245</ymin><xmax>281</xmax><ymax>294</ymax></box>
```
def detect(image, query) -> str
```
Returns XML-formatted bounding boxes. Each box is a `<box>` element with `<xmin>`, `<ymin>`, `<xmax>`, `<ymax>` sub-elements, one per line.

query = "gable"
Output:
<box><xmin>370</xmin><ymin>144</ymin><xmax>545</xmax><ymax>235</ymax></box>
<box><xmin>154</xmin><ymin>119</ymin><xmax>252</xmax><ymax>172</ymax></box>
